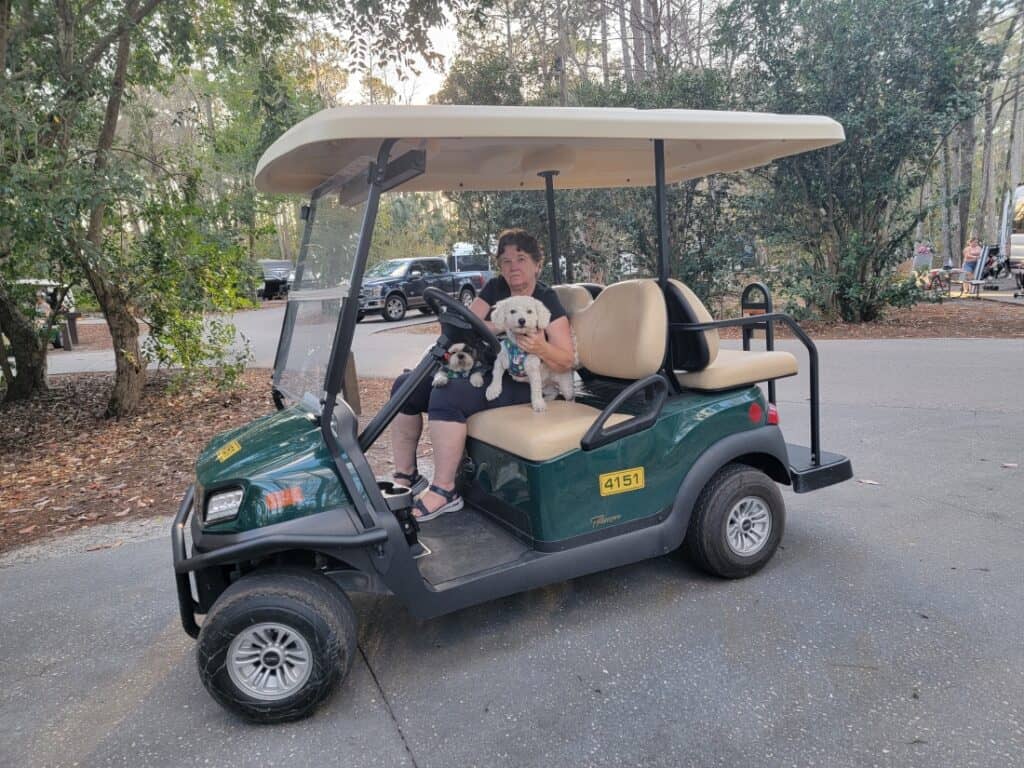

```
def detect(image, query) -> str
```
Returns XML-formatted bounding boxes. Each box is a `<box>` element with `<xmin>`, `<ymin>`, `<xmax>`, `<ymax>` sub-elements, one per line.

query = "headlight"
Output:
<box><xmin>205</xmin><ymin>489</ymin><xmax>244</xmax><ymax>524</ymax></box>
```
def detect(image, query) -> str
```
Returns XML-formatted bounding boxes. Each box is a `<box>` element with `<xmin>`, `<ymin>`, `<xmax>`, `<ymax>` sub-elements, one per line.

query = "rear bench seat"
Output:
<box><xmin>666</xmin><ymin>279</ymin><xmax>798</xmax><ymax>391</ymax></box>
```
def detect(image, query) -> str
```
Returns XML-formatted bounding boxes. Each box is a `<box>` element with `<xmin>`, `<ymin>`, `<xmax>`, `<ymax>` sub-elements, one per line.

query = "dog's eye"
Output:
<box><xmin>527</xmin><ymin>309</ymin><xmax>533</xmax><ymax>314</ymax></box>
<box><xmin>510</xmin><ymin>309</ymin><xmax>517</xmax><ymax>314</ymax></box>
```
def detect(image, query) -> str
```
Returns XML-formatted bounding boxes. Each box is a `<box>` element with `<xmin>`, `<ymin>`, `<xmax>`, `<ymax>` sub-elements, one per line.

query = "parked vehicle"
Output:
<box><xmin>256</xmin><ymin>260</ymin><xmax>295</xmax><ymax>300</ymax></box>
<box><xmin>358</xmin><ymin>256</ymin><xmax>488</xmax><ymax>321</ymax></box>
<box><xmin>172</xmin><ymin>104</ymin><xmax>852</xmax><ymax>723</ymax></box>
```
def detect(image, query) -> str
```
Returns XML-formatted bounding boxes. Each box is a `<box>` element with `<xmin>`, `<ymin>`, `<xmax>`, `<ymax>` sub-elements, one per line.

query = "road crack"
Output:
<box><xmin>358</xmin><ymin>642</ymin><xmax>420</xmax><ymax>768</ymax></box>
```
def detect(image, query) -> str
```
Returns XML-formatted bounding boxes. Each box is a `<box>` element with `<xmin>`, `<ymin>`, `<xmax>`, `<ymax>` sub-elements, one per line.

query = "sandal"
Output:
<box><xmin>412</xmin><ymin>484</ymin><xmax>464</xmax><ymax>522</ymax></box>
<box><xmin>393</xmin><ymin>469</ymin><xmax>428</xmax><ymax>496</ymax></box>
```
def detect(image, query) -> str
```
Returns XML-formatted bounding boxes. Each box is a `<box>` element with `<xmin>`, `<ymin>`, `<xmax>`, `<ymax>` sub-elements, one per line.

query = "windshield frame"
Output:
<box><xmin>271</xmin><ymin>139</ymin><xmax>425</xmax><ymax>412</ymax></box>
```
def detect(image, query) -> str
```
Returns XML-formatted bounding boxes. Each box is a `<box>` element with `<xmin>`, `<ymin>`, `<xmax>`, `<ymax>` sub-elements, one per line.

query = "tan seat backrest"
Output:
<box><xmin>552</xmin><ymin>284</ymin><xmax>594</xmax><ymax>318</ymax></box>
<box><xmin>667</xmin><ymin>279</ymin><xmax>720</xmax><ymax>367</ymax></box>
<box><xmin>572</xmin><ymin>279</ymin><xmax>667</xmax><ymax>379</ymax></box>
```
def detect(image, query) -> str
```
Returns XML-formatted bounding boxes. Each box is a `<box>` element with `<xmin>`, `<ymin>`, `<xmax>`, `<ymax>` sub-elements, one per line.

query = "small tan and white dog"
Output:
<box><xmin>485</xmin><ymin>295</ymin><xmax>574</xmax><ymax>412</ymax></box>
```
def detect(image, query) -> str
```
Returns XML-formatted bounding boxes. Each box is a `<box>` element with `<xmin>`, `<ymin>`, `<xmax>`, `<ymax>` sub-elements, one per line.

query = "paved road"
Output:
<box><xmin>4</xmin><ymin>337</ymin><xmax>1022</xmax><ymax>767</ymax></box>
<box><xmin>46</xmin><ymin>305</ymin><xmax>435</xmax><ymax>378</ymax></box>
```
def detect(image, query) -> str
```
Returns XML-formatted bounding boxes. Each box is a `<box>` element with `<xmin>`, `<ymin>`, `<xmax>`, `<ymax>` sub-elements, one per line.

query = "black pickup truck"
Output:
<box><xmin>358</xmin><ymin>256</ymin><xmax>490</xmax><ymax>322</ymax></box>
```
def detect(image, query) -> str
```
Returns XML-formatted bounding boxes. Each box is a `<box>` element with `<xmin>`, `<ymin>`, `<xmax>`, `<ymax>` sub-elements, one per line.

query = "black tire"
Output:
<box><xmin>356</xmin><ymin>311</ymin><xmax>365</xmax><ymax>323</ymax></box>
<box><xmin>419</xmin><ymin>306</ymin><xmax>435</xmax><ymax>315</ymax></box>
<box><xmin>196</xmin><ymin>569</ymin><xmax>358</xmax><ymax>723</ymax></box>
<box><xmin>383</xmin><ymin>293</ymin><xmax>406</xmax><ymax>321</ymax></box>
<box><xmin>459</xmin><ymin>286</ymin><xmax>475</xmax><ymax>306</ymax></box>
<box><xmin>681</xmin><ymin>463</ymin><xmax>785</xmax><ymax>579</ymax></box>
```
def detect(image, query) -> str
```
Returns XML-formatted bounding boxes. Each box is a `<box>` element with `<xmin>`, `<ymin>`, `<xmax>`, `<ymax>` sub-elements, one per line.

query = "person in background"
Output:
<box><xmin>962</xmin><ymin>236</ymin><xmax>982</xmax><ymax>277</ymax></box>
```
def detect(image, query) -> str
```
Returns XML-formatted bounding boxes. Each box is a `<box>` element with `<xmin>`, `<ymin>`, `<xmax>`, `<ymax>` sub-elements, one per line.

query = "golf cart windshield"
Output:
<box><xmin>272</xmin><ymin>181</ymin><xmax>367</xmax><ymax>405</ymax></box>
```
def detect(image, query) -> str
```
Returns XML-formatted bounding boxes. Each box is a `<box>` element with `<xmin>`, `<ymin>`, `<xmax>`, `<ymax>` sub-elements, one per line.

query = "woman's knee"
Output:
<box><xmin>393</xmin><ymin>370</ymin><xmax>431</xmax><ymax>415</ymax></box>
<box><xmin>428</xmin><ymin>379</ymin><xmax>486</xmax><ymax>423</ymax></box>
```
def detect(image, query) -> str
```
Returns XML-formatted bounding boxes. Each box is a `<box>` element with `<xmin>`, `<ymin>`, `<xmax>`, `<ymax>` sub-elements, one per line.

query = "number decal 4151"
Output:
<box><xmin>598</xmin><ymin>467</ymin><xmax>645</xmax><ymax>497</ymax></box>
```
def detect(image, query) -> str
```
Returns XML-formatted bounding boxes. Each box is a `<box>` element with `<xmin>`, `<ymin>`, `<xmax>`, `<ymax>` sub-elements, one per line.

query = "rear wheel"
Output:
<box><xmin>196</xmin><ymin>569</ymin><xmax>357</xmax><ymax>723</ymax></box>
<box><xmin>682</xmin><ymin>463</ymin><xmax>785</xmax><ymax>579</ymax></box>
<box><xmin>383</xmin><ymin>293</ymin><xmax>407</xmax><ymax>322</ymax></box>
<box><xmin>459</xmin><ymin>286</ymin><xmax>475</xmax><ymax>306</ymax></box>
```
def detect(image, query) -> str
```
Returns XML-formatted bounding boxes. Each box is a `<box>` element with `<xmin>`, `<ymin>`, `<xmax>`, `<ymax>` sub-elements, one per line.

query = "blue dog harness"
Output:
<box><xmin>502</xmin><ymin>337</ymin><xmax>530</xmax><ymax>382</ymax></box>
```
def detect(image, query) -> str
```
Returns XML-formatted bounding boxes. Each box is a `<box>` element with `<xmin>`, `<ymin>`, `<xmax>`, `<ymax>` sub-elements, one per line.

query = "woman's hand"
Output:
<box><xmin>517</xmin><ymin>330</ymin><xmax>546</xmax><ymax>355</ymax></box>
<box><xmin>521</xmin><ymin>317</ymin><xmax>574</xmax><ymax>373</ymax></box>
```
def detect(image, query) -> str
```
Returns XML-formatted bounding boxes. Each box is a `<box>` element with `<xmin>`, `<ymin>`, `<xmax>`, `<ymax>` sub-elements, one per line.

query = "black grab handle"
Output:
<box><xmin>580</xmin><ymin>374</ymin><xmax>669</xmax><ymax>451</ymax></box>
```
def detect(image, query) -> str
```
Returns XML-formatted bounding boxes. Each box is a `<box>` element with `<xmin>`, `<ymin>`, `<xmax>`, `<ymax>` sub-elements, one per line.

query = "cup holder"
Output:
<box><xmin>377</xmin><ymin>481</ymin><xmax>413</xmax><ymax>512</ymax></box>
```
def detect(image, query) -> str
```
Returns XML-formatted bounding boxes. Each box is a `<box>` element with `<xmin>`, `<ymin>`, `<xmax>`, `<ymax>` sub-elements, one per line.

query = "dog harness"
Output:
<box><xmin>502</xmin><ymin>337</ymin><xmax>530</xmax><ymax>382</ymax></box>
<box><xmin>441</xmin><ymin>350</ymin><xmax>486</xmax><ymax>381</ymax></box>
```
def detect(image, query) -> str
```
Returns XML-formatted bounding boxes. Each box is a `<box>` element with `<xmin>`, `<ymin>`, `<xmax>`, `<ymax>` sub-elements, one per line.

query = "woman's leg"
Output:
<box><xmin>415</xmin><ymin>374</ymin><xmax>532</xmax><ymax>516</ymax></box>
<box><xmin>391</xmin><ymin>413</ymin><xmax>422</xmax><ymax>477</ymax></box>
<box><xmin>389</xmin><ymin>371</ymin><xmax>432</xmax><ymax>481</ymax></box>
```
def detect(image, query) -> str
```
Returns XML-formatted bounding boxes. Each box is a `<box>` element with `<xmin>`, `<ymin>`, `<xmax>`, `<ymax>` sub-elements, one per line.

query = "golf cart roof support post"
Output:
<box><xmin>323</xmin><ymin>138</ymin><xmax>396</xmax><ymax>401</ymax></box>
<box><xmin>539</xmin><ymin>170</ymin><xmax>565</xmax><ymax>285</ymax></box>
<box><xmin>271</xmin><ymin>197</ymin><xmax>320</xmax><ymax>401</ymax></box>
<box><xmin>654</xmin><ymin>139</ymin><xmax>670</xmax><ymax>288</ymax></box>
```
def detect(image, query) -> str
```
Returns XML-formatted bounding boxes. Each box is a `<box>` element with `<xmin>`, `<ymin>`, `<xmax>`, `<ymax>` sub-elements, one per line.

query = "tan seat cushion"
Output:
<box><xmin>552</xmin><ymin>284</ymin><xmax>594</xmax><ymax>317</ymax></box>
<box><xmin>676</xmin><ymin>349</ymin><xmax>798</xmax><ymax>391</ymax></box>
<box><xmin>467</xmin><ymin>401</ymin><xmax>630</xmax><ymax>461</ymax></box>
<box><xmin>572</xmin><ymin>279</ymin><xmax>667</xmax><ymax>379</ymax></box>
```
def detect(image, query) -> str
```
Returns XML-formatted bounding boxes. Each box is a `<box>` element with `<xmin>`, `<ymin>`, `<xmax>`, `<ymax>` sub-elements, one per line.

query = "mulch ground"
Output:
<box><xmin>0</xmin><ymin>369</ymin><xmax>413</xmax><ymax>554</ymax></box>
<box><xmin>2</xmin><ymin>297</ymin><xmax>1021</xmax><ymax>555</ymax></box>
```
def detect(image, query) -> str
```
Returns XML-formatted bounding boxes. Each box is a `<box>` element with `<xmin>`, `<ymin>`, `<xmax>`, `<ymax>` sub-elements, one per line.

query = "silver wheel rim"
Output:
<box><xmin>460</xmin><ymin>290</ymin><xmax>474</xmax><ymax>306</ymax></box>
<box><xmin>386</xmin><ymin>297</ymin><xmax>404</xmax><ymax>319</ymax></box>
<box><xmin>726</xmin><ymin>496</ymin><xmax>772</xmax><ymax>556</ymax></box>
<box><xmin>227</xmin><ymin>622</ymin><xmax>313</xmax><ymax>701</ymax></box>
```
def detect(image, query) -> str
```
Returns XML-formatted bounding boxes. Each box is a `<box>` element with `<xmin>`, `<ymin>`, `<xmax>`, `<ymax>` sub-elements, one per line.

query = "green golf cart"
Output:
<box><xmin>171</xmin><ymin>105</ymin><xmax>852</xmax><ymax>722</ymax></box>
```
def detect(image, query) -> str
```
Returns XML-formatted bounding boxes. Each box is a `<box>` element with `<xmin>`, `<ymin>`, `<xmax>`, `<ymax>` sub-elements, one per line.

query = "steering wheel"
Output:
<box><xmin>422</xmin><ymin>287</ymin><xmax>501</xmax><ymax>354</ymax></box>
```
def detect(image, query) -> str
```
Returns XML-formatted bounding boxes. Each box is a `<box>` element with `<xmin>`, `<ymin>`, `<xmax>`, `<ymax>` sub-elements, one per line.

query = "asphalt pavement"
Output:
<box><xmin>46</xmin><ymin>304</ymin><xmax>435</xmax><ymax>378</ymax></box>
<box><xmin>3</xmin><ymin>336</ymin><xmax>1023</xmax><ymax>767</ymax></box>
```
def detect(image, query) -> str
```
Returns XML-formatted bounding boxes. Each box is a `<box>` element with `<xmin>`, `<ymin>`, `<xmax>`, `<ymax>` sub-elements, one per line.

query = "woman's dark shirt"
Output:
<box><xmin>478</xmin><ymin>277</ymin><xmax>567</xmax><ymax>322</ymax></box>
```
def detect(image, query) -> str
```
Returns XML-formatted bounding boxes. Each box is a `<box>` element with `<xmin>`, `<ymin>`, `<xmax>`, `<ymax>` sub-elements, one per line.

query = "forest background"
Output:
<box><xmin>2</xmin><ymin>0</ymin><xmax>1023</xmax><ymax>416</ymax></box>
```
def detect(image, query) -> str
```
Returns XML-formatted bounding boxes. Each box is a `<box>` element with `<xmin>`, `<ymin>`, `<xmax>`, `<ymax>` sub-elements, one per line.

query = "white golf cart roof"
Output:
<box><xmin>254</xmin><ymin>105</ymin><xmax>844</xmax><ymax>195</ymax></box>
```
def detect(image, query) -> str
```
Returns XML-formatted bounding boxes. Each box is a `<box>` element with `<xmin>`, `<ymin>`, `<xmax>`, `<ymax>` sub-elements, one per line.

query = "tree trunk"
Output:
<box><xmin>82</xmin><ymin>24</ymin><xmax>144</xmax><ymax>418</ymax></box>
<box><xmin>974</xmin><ymin>86</ymin><xmax>996</xmax><ymax>242</ymax></box>
<box><xmin>957</xmin><ymin>116</ymin><xmax>975</xmax><ymax>250</ymax></box>
<box><xmin>0</xmin><ymin>286</ymin><xmax>47</xmax><ymax>402</ymax></box>
<box><xmin>619</xmin><ymin>0</ymin><xmax>633</xmax><ymax>83</ymax></box>
<box><xmin>0</xmin><ymin>0</ymin><xmax>12</xmax><ymax>76</ymax></box>
<box><xmin>941</xmin><ymin>136</ymin><xmax>957</xmax><ymax>266</ymax></box>
<box><xmin>630</xmin><ymin>0</ymin><xmax>646</xmax><ymax>80</ymax></box>
<box><xmin>600</xmin><ymin>1</ymin><xmax>610</xmax><ymax>86</ymax></box>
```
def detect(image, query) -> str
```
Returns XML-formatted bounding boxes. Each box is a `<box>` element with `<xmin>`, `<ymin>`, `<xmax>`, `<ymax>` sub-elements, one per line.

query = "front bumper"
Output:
<box><xmin>171</xmin><ymin>486</ymin><xmax>201</xmax><ymax>637</ymax></box>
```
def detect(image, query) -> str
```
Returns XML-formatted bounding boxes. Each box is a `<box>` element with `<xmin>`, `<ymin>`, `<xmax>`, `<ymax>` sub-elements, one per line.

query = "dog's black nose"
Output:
<box><xmin>518</xmin><ymin>318</ymin><xmax>526</xmax><ymax>326</ymax></box>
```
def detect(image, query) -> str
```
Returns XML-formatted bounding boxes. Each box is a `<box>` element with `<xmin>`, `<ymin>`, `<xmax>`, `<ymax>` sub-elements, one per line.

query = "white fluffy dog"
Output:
<box><xmin>485</xmin><ymin>295</ymin><xmax>575</xmax><ymax>412</ymax></box>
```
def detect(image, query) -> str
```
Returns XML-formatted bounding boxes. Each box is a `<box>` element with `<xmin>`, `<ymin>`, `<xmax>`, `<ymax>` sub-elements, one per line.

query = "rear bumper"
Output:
<box><xmin>786</xmin><ymin>444</ymin><xmax>853</xmax><ymax>493</ymax></box>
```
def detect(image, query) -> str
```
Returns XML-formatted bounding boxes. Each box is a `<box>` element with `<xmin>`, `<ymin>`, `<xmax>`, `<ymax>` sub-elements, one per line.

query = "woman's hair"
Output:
<box><xmin>496</xmin><ymin>229</ymin><xmax>543</xmax><ymax>264</ymax></box>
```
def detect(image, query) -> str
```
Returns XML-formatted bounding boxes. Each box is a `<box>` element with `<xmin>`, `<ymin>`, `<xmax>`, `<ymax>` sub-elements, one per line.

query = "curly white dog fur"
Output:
<box><xmin>485</xmin><ymin>296</ymin><xmax>574</xmax><ymax>412</ymax></box>
<box><xmin>432</xmin><ymin>342</ymin><xmax>485</xmax><ymax>388</ymax></box>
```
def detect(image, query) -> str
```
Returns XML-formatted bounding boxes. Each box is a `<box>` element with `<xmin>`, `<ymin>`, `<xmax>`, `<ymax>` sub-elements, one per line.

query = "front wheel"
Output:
<box><xmin>681</xmin><ymin>463</ymin><xmax>785</xmax><ymax>579</ymax></box>
<box><xmin>459</xmin><ymin>287</ymin><xmax>476</xmax><ymax>306</ymax></box>
<box><xmin>196</xmin><ymin>569</ymin><xmax>358</xmax><ymax>723</ymax></box>
<box><xmin>383</xmin><ymin>293</ymin><xmax>407</xmax><ymax>322</ymax></box>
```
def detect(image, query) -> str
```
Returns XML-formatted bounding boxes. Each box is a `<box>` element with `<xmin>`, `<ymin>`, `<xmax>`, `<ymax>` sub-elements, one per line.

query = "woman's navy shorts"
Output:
<box><xmin>391</xmin><ymin>369</ymin><xmax>532</xmax><ymax>423</ymax></box>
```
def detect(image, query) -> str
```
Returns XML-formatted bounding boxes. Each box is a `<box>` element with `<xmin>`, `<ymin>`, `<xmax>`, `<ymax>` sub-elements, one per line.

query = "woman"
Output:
<box><xmin>962</xmin><ymin>236</ymin><xmax>982</xmax><ymax>277</ymax></box>
<box><xmin>389</xmin><ymin>229</ymin><xmax>575</xmax><ymax>521</ymax></box>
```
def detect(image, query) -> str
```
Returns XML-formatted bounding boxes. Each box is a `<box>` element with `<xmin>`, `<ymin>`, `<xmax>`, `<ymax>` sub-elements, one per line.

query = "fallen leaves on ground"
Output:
<box><xmin>0</xmin><ymin>369</ymin><xmax>402</xmax><ymax>554</ymax></box>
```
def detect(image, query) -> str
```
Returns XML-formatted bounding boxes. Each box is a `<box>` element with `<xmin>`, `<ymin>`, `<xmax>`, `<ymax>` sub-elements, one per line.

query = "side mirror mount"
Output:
<box><xmin>409</xmin><ymin>270</ymin><xmax>423</xmax><ymax>278</ymax></box>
